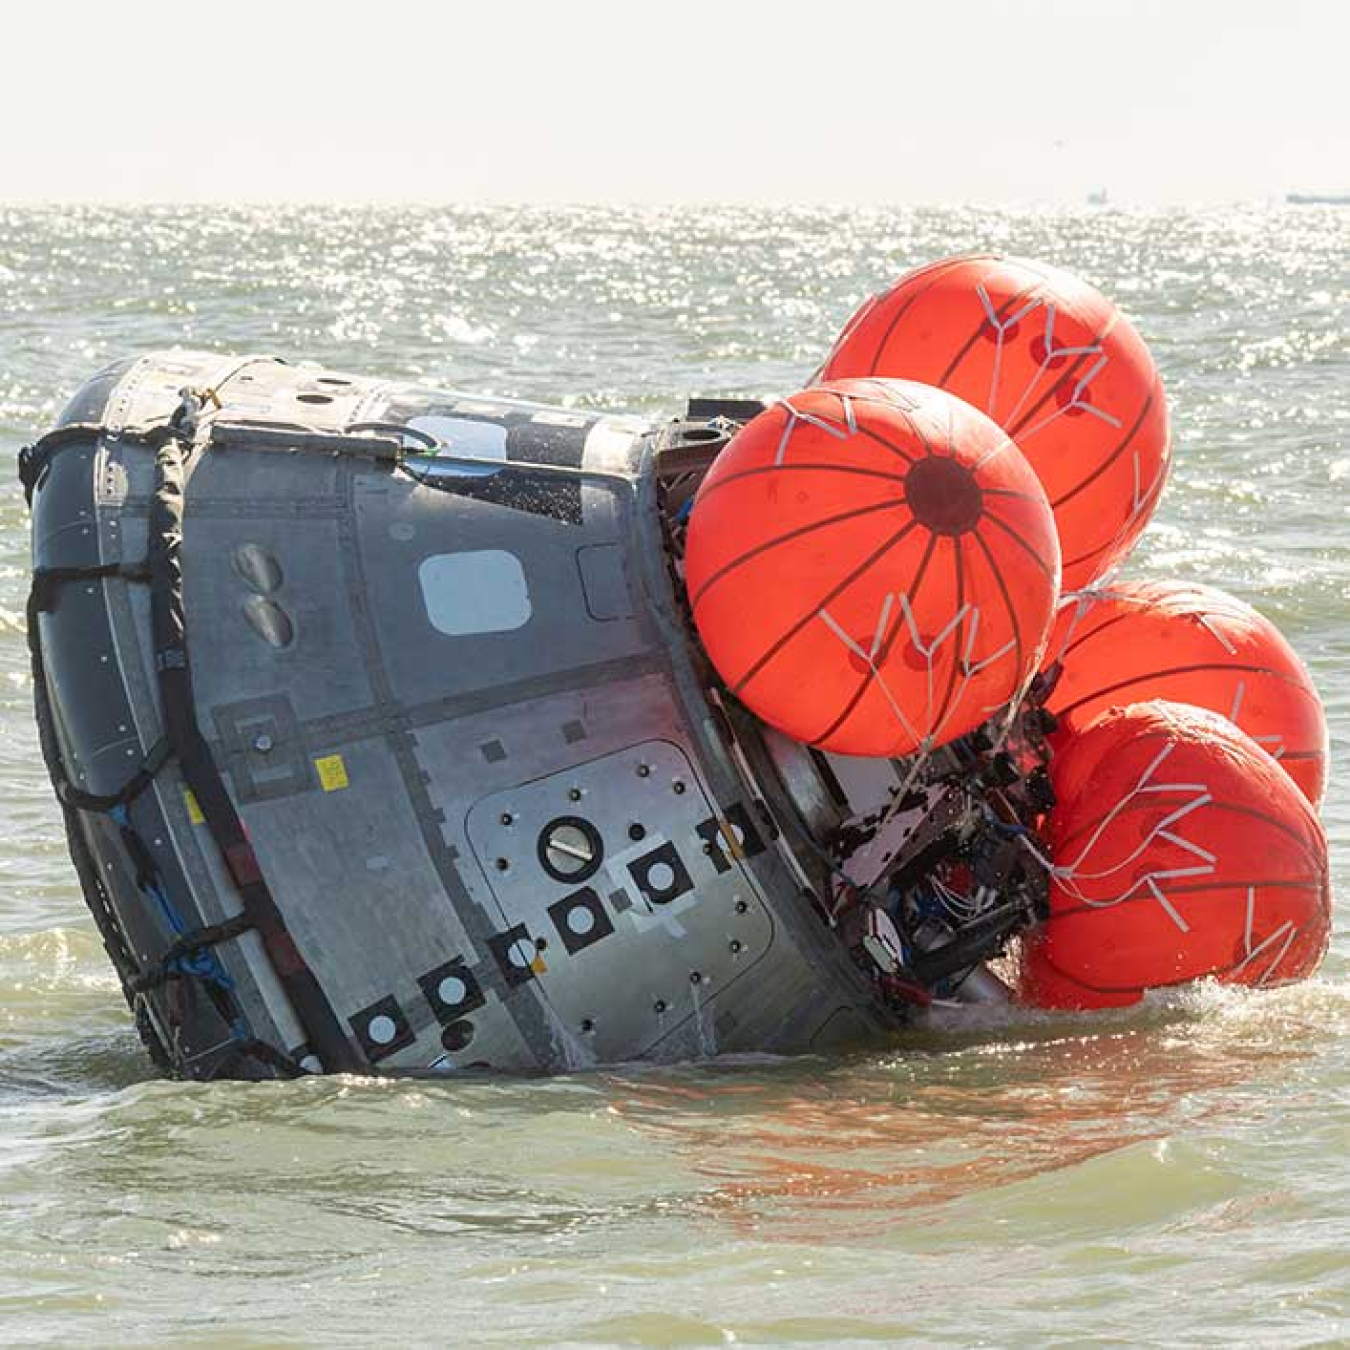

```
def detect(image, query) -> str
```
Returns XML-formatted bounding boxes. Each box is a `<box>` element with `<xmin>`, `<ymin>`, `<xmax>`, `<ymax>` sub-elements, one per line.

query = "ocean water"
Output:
<box><xmin>0</xmin><ymin>203</ymin><xmax>1347</xmax><ymax>1346</ymax></box>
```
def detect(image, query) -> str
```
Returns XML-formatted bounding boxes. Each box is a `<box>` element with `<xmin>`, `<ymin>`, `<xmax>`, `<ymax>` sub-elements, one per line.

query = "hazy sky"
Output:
<box><xmin>2</xmin><ymin>0</ymin><xmax>1345</xmax><ymax>203</ymax></box>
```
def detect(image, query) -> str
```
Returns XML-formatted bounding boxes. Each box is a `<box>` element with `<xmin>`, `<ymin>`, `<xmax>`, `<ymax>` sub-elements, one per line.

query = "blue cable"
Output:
<box><xmin>109</xmin><ymin>805</ymin><xmax>237</xmax><ymax>996</ymax></box>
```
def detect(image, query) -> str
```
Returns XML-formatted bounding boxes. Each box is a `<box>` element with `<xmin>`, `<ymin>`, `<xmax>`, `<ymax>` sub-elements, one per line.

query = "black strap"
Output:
<box><xmin>146</xmin><ymin>418</ymin><xmax>360</xmax><ymax>1073</ymax></box>
<box><xmin>215</xmin><ymin>1037</ymin><xmax>306</xmax><ymax>1080</ymax></box>
<box><xmin>127</xmin><ymin>911</ymin><xmax>256</xmax><ymax>994</ymax></box>
<box><xmin>32</xmin><ymin>560</ymin><xmax>152</xmax><ymax>613</ymax></box>
<box><xmin>56</xmin><ymin>737</ymin><xmax>172</xmax><ymax>812</ymax></box>
<box><xmin>18</xmin><ymin>422</ymin><xmax>111</xmax><ymax>504</ymax></box>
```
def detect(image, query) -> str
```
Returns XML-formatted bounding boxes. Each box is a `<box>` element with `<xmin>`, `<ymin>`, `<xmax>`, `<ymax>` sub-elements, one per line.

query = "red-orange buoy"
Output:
<box><xmin>1017</xmin><ymin>701</ymin><xmax>1331</xmax><ymax>1010</ymax></box>
<box><xmin>817</xmin><ymin>255</ymin><xmax>1170</xmax><ymax>590</ymax></box>
<box><xmin>1047</xmin><ymin>579</ymin><xmax>1328</xmax><ymax>805</ymax></box>
<box><xmin>684</xmin><ymin>379</ymin><xmax>1061</xmax><ymax>757</ymax></box>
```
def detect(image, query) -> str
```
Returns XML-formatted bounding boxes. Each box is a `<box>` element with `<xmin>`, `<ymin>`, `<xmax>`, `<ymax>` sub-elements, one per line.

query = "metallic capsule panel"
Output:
<box><xmin>29</xmin><ymin>351</ymin><xmax>898</xmax><ymax>1077</ymax></box>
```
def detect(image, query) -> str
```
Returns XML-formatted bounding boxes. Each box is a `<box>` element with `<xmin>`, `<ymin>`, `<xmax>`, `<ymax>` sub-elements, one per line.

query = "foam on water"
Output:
<box><xmin>0</xmin><ymin>203</ymin><xmax>1346</xmax><ymax>1345</ymax></box>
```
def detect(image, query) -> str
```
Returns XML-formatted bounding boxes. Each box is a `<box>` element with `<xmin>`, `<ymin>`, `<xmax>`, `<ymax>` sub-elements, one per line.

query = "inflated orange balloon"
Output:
<box><xmin>1046</xmin><ymin>580</ymin><xmax>1328</xmax><ymax>805</ymax></box>
<box><xmin>817</xmin><ymin>255</ymin><xmax>1170</xmax><ymax>590</ymax></box>
<box><xmin>1017</xmin><ymin>701</ymin><xmax>1331</xmax><ymax>1010</ymax></box>
<box><xmin>684</xmin><ymin>378</ymin><xmax>1060</xmax><ymax>756</ymax></box>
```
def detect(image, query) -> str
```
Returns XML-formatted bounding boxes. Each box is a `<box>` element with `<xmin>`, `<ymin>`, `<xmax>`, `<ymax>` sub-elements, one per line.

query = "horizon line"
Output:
<box><xmin>0</xmin><ymin>193</ymin><xmax>1327</xmax><ymax>211</ymax></box>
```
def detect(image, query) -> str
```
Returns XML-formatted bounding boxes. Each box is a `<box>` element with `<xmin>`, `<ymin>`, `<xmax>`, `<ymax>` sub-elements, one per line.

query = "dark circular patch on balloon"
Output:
<box><xmin>904</xmin><ymin>455</ymin><xmax>984</xmax><ymax>535</ymax></box>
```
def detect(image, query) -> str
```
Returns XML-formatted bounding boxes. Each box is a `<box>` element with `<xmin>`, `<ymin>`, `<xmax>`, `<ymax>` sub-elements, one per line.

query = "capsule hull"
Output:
<box><xmin>28</xmin><ymin>352</ymin><xmax>895</xmax><ymax>1078</ymax></box>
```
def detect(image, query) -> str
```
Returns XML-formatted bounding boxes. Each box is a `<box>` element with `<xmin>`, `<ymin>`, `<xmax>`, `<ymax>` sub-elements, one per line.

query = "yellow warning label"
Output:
<box><xmin>314</xmin><ymin>754</ymin><xmax>350</xmax><ymax>792</ymax></box>
<box><xmin>184</xmin><ymin>790</ymin><xmax>204</xmax><ymax>825</ymax></box>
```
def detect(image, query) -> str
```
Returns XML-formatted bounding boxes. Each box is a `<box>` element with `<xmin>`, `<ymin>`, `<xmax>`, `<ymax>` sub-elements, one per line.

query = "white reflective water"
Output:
<box><xmin>1</xmin><ymin>205</ymin><xmax>1346</xmax><ymax>1345</ymax></box>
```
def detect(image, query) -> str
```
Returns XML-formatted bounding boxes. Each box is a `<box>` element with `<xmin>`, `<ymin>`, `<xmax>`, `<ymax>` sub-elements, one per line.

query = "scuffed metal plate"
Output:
<box><xmin>465</xmin><ymin>740</ymin><xmax>776</xmax><ymax>1065</ymax></box>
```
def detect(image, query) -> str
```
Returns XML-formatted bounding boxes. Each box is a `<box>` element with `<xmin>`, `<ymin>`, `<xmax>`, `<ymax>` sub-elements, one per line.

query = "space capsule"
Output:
<box><xmin>26</xmin><ymin>351</ymin><xmax>1034</xmax><ymax>1080</ymax></box>
<box><xmin>23</xmin><ymin>257</ymin><xmax>1332</xmax><ymax>1078</ymax></box>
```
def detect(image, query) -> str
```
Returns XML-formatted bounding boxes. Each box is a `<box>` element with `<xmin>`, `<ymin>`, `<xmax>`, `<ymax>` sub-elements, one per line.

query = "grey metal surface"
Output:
<box><xmin>30</xmin><ymin>350</ymin><xmax>902</xmax><ymax>1077</ymax></box>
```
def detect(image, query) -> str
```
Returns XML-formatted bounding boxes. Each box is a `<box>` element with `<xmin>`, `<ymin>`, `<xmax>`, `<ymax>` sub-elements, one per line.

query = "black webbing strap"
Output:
<box><xmin>217</xmin><ymin>1037</ymin><xmax>306</xmax><ymax>1080</ymax></box>
<box><xmin>58</xmin><ymin>737</ymin><xmax>173</xmax><ymax>812</ymax></box>
<box><xmin>18</xmin><ymin>422</ymin><xmax>110</xmax><ymax>504</ymax></box>
<box><xmin>127</xmin><ymin>911</ymin><xmax>256</xmax><ymax>994</ymax></box>
<box><xmin>146</xmin><ymin>418</ymin><xmax>360</xmax><ymax>1073</ymax></box>
<box><xmin>31</xmin><ymin>560</ymin><xmax>152</xmax><ymax>613</ymax></box>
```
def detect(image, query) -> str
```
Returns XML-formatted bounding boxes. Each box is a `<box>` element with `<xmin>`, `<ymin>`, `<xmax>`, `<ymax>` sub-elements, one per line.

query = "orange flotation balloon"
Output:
<box><xmin>1047</xmin><ymin>580</ymin><xmax>1328</xmax><ymax>806</ymax></box>
<box><xmin>816</xmin><ymin>255</ymin><xmax>1170</xmax><ymax>590</ymax></box>
<box><xmin>1017</xmin><ymin>701</ymin><xmax>1331</xmax><ymax>1010</ymax></box>
<box><xmin>684</xmin><ymin>379</ymin><xmax>1060</xmax><ymax>757</ymax></box>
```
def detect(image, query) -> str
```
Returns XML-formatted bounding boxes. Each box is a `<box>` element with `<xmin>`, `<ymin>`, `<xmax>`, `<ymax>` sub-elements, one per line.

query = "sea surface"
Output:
<box><xmin>0</xmin><ymin>204</ymin><xmax>1347</xmax><ymax>1347</ymax></box>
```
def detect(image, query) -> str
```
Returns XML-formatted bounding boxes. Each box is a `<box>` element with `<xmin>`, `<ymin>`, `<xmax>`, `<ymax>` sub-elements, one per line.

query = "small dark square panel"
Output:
<box><xmin>418</xmin><ymin>959</ymin><xmax>487</xmax><ymax>1024</ymax></box>
<box><xmin>349</xmin><ymin>994</ymin><xmax>416</xmax><ymax>1063</ymax></box>
<box><xmin>561</xmin><ymin>719</ymin><xmax>588</xmax><ymax>744</ymax></box>
<box><xmin>547</xmin><ymin>887</ymin><xmax>616</xmax><ymax>955</ymax></box>
<box><xmin>488</xmin><ymin>924</ymin><xmax>540</xmax><ymax>986</ymax></box>
<box><xmin>628</xmin><ymin>841</ymin><xmax>693</xmax><ymax>906</ymax></box>
<box><xmin>480</xmin><ymin>739</ymin><xmax>507</xmax><ymax>763</ymax></box>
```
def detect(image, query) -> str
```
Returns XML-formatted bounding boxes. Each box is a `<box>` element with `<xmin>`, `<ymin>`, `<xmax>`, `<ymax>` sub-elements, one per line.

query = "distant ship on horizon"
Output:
<box><xmin>1286</xmin><ymin>190</ymin><xmax>1350</xmax><ymax>205</ymax></box>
